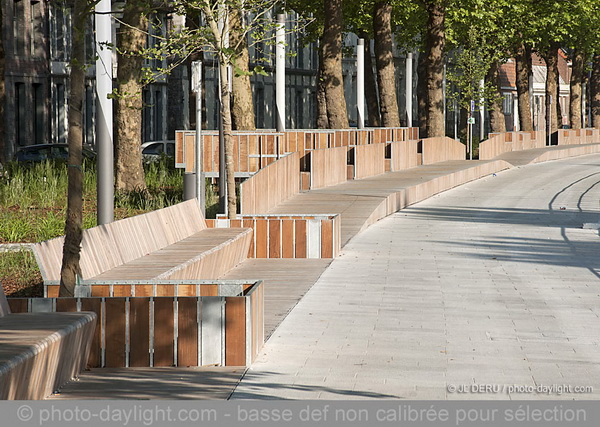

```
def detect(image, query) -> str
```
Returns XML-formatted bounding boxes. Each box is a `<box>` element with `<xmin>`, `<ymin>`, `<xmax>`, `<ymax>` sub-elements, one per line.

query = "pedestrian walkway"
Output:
<box><xmin>50</xmin><ymin>147</ymin><xmax>600</xmax><ymax>400</ymax></box>
<box><xmin>231</xmin><ymin>154</ymin><xmax>600</xmax><ymax>400</ymax></box>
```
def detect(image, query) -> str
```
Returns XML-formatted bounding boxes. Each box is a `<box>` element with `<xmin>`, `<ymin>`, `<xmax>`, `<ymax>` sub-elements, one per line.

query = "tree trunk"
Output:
<box><xmin>218</xmin><ymin>58</ymin><xmax>236</xmax><ymax>218</ymax></box>
<box><xmin>359</xmin><ymin>34</ymin><xmax>381</xmax><ymax>127</ymax></box>
<box><xmin>321</xmin><ymin>0</ymin><xmax>349</xmax><ymax>129</ymax></box>
<box><xmin>59</xmin><ymin>0</ymin><xmax>87</xmax><ymax>297</ymax></box>
<box><xmin>316</xmin><ymin>39</ymin><xmax>329</xmax><ymax>128</ymax></box>
<box><xmin>417</xmin><ymin>51</ymin><xmax>428</xmax><ymax>138</ymax></box>
<box><xmin>543</xmin><ymin>43</ymin><xmax>561</xmax><ymax>143</ymax></box>
<box><xmin>569</xmin><ymin>49</ymin><xmax>584</xmax><ymax>129</ymax></box>
<box><xmin>424</xmin><ymin>0</ymin><xmax>445</xmax><ymax>137</ymax></box>
<box><xmin>487</xmin><ymin>61</ymin><xmax>506</xmax><ymax>133</ymax></box>
<box><xmin>373</xmin><ymin>1</ymin><xmax>400</xmax><ymax>127</ymax></box>
<box><xmin>115</xmin><ymin>0</ymin><xmax>148</xmax><ymax>192</ymax></box>
<box><xmin>514</xmin><ymin>43</ymin><xmax>533</xmax><ymax>132</ymax></box>
<box><xmin>0</xmin><ymin>2</ymin><xmax>5</xmax><ymax>163</ymax></box>
<box><xmin>591</xmin><ymin>54</ymin><xmax>600</xmax><ymax>129</ymax></box>
<box><xmin>230</xmin><ymin>9</ymin><xmax>256</xmax><ymax>130</ymax></box>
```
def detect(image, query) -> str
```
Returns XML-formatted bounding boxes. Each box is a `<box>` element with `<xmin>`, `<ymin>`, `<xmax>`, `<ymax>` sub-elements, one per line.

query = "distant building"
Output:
<box><xmin>498</xmin><ymin>49</ymin><xmax>571</xmax><ymax>132</ymax></box>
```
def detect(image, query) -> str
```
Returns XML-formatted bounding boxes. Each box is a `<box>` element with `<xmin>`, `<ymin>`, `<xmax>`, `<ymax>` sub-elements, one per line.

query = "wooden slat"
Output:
<box><xmin>281</xmin><ymin>219</ymin><xmax>294</xmax><ymax>258</ymax></box>
<box><xmin>129</xmin><ymin>298</ymin><xmax>151</xmax><ymax>367</ymax></box>
<box><xmin>200</xmin><ymin>284</ymin><xmax>218</xmax><ymax>297</ymax></box>
<box><xmin>92</xmin><ymin>286</ymin><xmax>110</xmax><ymax>297</ymax></box>
<box><xmin>177</xmin><ymin>285</ymin><xmax>196</xmax><ymax>296</ymax></box>
<box><xmin>225</xmin><ymin>297</ymin><xmax>246</xmax><ymax>366</ymax></box>
<box><xmin>153</xmin><ymin>298</ymin><xmax>175</xmax><ymax>367</ymax></box>
<box><xmin>47</xmin><ymin>285</ymin><xmax>59</xmax><ymax>298</ymax></box>
<box><xmin>295</xmin><ymin>220</ymin><xmax>307</xmax><ymax>258</ymax></box>
<box><xmin>244</xmin><ymin>219</ymin><xmax>255</xmax><ymax>257</ymax></box>
<box><xmin>255</xmin><ymin>219</ymin><xmax>268</xmax><ymax>258</ymax></box>
<box><xmin>321</xmin><ymin>220</ymin><xmax>333</xmax><ymax>258</ymax></box>
<box><xmin>105</xmin><ymin>298</ymin><xmax>126</xmax><ymax>368</ymax></box>
<box><xmin>7</xmin><ymin>298</ymin><xmax>28</xmax><ymax>313</ymax></box>
<box><xmin>177</xmin><ymin>298</ymin><xmax>199</xmax><ymax>367</ymax></box>
<box><xmin>112</xmin><ymin>285</ymin><xmax>131</xmax><ymax>297</ymax></box>
<box><xmin>56</xmin><ymin>298</ymin><xmax>77</xmax><ymax>312</ymax></box>
<box><xmin>80</xmin><ymin>298</ymin><xmax>102</xmax><ymax>368</ymax></box>
<box><xmin>268</xmin><ymin>219</ymin><xmax>281</xmax><ymax>258</ymax></box>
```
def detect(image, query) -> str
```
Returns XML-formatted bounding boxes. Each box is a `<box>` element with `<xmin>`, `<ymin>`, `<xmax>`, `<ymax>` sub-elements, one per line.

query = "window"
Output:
<box><xmin>14</xmin><ymin>0</ymin><xmax>26</xmax><ymax>55</ymax></box>
<box><xmin>30</xmin><ymin>1</ymin><xmax>45</xmax><ymax>57</ymax></box>
<box><xmin>50</xmin><ymin>3</ymin><xmax>71</xmax><ymax>61</ymax></box>
<box><xmin>503</xmin><ymin>93</ymin><xmax>513</xmax><ymax>116</ymax></box>
<box><xmin>55</xmin><ymin>83</ymin><xmax>67</xmax><ymax>144</ymax></box>
<box><xmin>15</xmin><ymin>83</ymin><xmax>27</xmax><ymax>146</ymax></box>
<box><xmin>33</xmin><ymin>83</ymin><xmax>45</xmax><ymax>145</ymax></box>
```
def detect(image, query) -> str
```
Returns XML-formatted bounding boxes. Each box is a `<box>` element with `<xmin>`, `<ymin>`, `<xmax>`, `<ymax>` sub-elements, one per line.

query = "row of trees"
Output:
<box><xmin>2</xmin><ymin>0</ymin><xmax>600</xmax><ymax>294</ymax></box>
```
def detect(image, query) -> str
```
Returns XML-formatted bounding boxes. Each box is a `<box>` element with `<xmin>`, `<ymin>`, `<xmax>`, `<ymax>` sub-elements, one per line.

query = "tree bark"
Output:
<box><xmin>115</xmin><ymin>0</ymin><xmax>148</xmax><ymax>192</ymax></box>
<box><xmin>59</xmin><ymin>0</ymin><xmax>87</xmax><ymax>297</ymax></box>
<box><xmin>417</xmin><ymin>51</ymin><xmax>428</xmax><ymax>138</ymax></box>
<box><xmin>543</xmin><ymin>43</ymin><xmax>561</xmax><ymax>143</ymax></box>
<box><xmin>230</xmin><ymin>9</ymin><xmax>256</xmax><ymax>130</ymax></box>
<box><xmin>424</xmin><ymin>0</ymin><xmax>445</xmax><ymax>137</ymax></box>
<box><xmin>373</xmin><ymin>1</ymin><xmax>400</xmax><ymax>127</ymax></box>
<box><xmin>321</xmin><ymin>0</ymin><xmax>349</xmax><ymax>129</ymax></box>
<box><xmin>487</xmin><ymin>61</ymin><xmax>506</xmax><ymax>133</ymax></box>
<box><xmin>0</xmin><ymin>2</ymin><xmax>5</xmax><ymax>163</ymax></box>
<box><xmin>316</xmin><ymin>38</ymin><xmax>329</xmax><ymax>128</ymax></box>
<box><xmin>591</xmin><ymin>54</ymin><xmax>600</xmax><ymax>129</ymax></box>
<box><xmin>514</xmin><ymin>43</ymin><xmax>533</xmax><ymax>132</ymax></box>
<box><xmin>569</xmin><ymin>49</ymin><xmax>584</xmax><ymax>129</ymax></box>
<box><xmin>218</xmin><ymin>57</ymin><xmax>236</xmax><ymax>218</ymax></box>
<box><xmin>358</xmin><ymin>33</ymin><xmax>381</xmax><ymax>127</ymax></box>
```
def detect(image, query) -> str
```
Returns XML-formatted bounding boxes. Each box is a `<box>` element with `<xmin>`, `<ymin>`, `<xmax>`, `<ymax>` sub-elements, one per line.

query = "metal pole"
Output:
<box><xmin>405</xmin><ymin>52</ymin><xmax>413</xmax><ymax>128</ymax></box>
<box><xmin>479</xmin><ymin>78</ymin><xmax>485</xmax><ymax>141</ymax></box>
<box><xmin>192</xmin><ymin>61</ymin><xmax>205</xmax><ymax>215</ymax></box>
<box><xmin>95</xmin><ymin>0</ymin><xmax>114</xmax><ymax>225</ymax></box>
<box><xmin>276</xmin><ymin>14</ymin><xmax>286</xmax><ymax>132</ymax></box>
<box><xmin>356</xmin><ymin>39</ymin><xmax>365</xmax><ymax>129</ymax></box>
<box><xmin>469</xmin><ymin>121</ymin><xmax>473</xmax><ymax>160</ymax></box>
<box><xmin>547</xmin><ymin>95</ymin><xmax>552</xmax><ymax>146</ymax></box>
<box><xmin>217</xmin><ymin>7</ymin><xmax>227</xmax><ymax>215</ymax></box>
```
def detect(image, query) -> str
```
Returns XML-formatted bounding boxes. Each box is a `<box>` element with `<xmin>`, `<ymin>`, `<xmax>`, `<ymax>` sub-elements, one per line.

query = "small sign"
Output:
<box><xmin>467</xmin><ymin>117</ymin><xmax>475</xmax><ymax>125</ymax></box>
<box><xmin>549</xmin><ymin>95</ymin><xmax>553</xmax><ymax>104</ymax></box>
<box><xmin>470</xmin><ymin>100</ymin><xmax>476</xmax><ymax>112</ymax></box>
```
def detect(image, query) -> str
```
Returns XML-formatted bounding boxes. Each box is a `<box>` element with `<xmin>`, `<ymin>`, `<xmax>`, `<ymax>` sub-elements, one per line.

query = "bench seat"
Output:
<box><xmin>93</xmin><ymin>227</ymin><xmax>252</xmax><ymax>280</ymax></box>
<box><xmin>0</xmin><ymin>288</ymin><xmax>97</xmax><ymax>400</ymax></box>
<box><xmin>32</xmin><ymin>200</ymin><xmax>253</xmax><ymax>296</ymax></box>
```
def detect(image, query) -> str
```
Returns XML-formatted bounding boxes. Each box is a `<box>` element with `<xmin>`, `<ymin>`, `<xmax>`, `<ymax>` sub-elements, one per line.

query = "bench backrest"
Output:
<box><xmin>32</xmin><ymin>200</ymin><xmax>207</xmax><ymax>281</ymax></box>
<box><xmin>0</xmin><ymin>285</ymin><xmax>10</xmax><ymax>317</ymax></box>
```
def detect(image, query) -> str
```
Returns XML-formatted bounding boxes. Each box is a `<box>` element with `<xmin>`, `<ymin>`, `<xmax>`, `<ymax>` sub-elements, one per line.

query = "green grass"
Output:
<box><xmin>0</xmin><ymin>250</ymin><xmax>43</xmax><ymax>297</ymax></box>
<box><xmin>0</xmin><ymin>157</ymin><xmax>222</xmax><ymax>296</ymax></box>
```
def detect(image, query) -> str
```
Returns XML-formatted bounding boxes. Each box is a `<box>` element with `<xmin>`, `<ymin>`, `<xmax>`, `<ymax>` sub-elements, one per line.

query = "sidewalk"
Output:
<box><xmin>231</xmin><ymin>154</ymin><xmax>600</xmax><ymax>400</ymax></box>
<box><xmin>51</xmin><ymin>146</ymin><xmax>600</xmax><ymax>400</ymax></box>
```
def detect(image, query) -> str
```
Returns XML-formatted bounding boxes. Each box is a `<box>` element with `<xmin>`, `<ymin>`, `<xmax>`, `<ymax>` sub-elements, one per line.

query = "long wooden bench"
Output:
<box><xmin>0</xmin><ymin>287</ymin><xmax>96</xmax><ymax>399</ymax></box>
<box><xmin>31</xmin><ymin>200</ymin><xmax>253</xmax><ymax>297</ymax></box>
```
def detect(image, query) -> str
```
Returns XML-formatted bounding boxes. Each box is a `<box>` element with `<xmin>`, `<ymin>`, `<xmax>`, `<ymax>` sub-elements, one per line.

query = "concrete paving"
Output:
<box><xmin>232</xmin><ymin>154</ymin><xmax>600</xmax><ymax>400</ymax></box>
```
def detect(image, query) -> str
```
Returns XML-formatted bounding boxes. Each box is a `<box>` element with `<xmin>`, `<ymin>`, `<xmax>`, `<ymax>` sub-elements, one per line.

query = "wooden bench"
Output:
<box><xmin>0</xmin><ymin>286</ymin><xmax>97</xmax><ymax>399</ymax></box>
<box><xmin>31</xmin><ymin>200</ymin><xmax>253</xmax><ymax>297</ymax></box>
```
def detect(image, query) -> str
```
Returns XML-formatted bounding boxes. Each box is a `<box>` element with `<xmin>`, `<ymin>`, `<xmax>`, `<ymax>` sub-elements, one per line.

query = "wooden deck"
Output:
<box><xmin>220</xmin><ymin>259</ymin><xmax>332</xmax><ymax>338</ymax></box>
<box><xmin>270</xmin><ymin>160</ymin><xmax>504</xmax><ymax>245</ymax></box>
